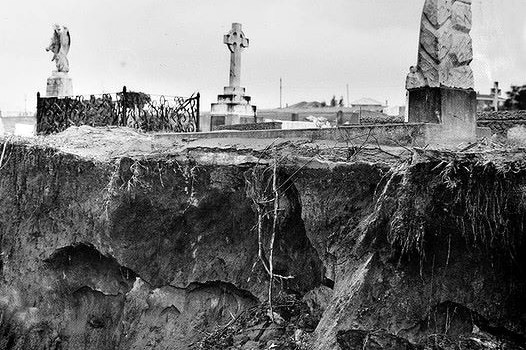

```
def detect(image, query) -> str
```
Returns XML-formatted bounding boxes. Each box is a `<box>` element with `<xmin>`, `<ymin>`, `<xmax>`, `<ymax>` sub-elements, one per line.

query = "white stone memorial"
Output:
<box><xmin>45</xmin><ymin>24</ymin><xmax>73</xmax><ymax>97</ymax></box>
<box><xmin>210</xmin><ymin>23</ymin><xmax>256</xmax><ymax>130</ymax></box>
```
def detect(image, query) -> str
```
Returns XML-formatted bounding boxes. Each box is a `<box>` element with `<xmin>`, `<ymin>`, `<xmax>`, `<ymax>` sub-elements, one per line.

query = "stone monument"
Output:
<box><xmin>210</xmin><ymin>23</ymin><xmax>257</xmax><ymax>130</ymax></box>
<box><xmin>406</xmin><ymin>0</ymin><xmax>476</xmax><ymax>138</ymax></box>
<box><xmin>46</xmin><ymin>24</ymin><xmax>73</xmax><ymax>97</ymax></box>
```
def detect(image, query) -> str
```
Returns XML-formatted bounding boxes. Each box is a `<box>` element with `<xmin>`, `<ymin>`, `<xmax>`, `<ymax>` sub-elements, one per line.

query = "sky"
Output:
<box><xmin>0</xmin><ymin>0</ymin><xmax>525</xmax><ymax>113</ymax></box>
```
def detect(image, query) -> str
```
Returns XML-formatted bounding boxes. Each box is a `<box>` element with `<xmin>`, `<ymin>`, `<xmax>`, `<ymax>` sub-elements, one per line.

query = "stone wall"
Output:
<box><xmin>215</xmin><ymin>122</ymin><xmax>281</xmax><ymax>131</ymax></box>
<box><xmin>360</xmin><ymin>115</ymin><xmax>404</xmax><ymax>124</ymax></box>
<box><xmin>477</xmin><ymin>110</ymin><xmax>526</xmax><ymax>121</ymax></box>
<box><xmin>477</xmin><ymin>111</ymin><xmax>526</xmax><ymax>135</ymax></box>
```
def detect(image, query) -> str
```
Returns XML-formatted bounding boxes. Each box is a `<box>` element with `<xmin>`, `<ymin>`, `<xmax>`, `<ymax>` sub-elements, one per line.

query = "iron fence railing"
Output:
<box><xmin>36</xmin><ymin>86</ymin><xmax>200</xmax><ymax>134</ymax></box>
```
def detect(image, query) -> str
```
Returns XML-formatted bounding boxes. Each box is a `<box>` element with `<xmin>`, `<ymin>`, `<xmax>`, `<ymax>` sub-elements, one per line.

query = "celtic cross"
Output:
<box><xmin>224</xmin><ymin>23</ymin><xmax>249</xmax><ymax>88</ymax></box>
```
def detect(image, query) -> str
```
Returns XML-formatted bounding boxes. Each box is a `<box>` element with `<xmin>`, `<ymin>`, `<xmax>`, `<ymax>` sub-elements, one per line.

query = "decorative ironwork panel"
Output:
<box><xmin>36</xmin><ymin>88</ymin><xmax>200</xmax><ymax>135</ymax></box>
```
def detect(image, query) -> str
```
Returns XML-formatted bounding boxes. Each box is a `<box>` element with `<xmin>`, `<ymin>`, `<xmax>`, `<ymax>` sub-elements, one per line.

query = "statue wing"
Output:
<box><xmin>61</xmin><ymin>28</ymin><xmax>71</xmax><ymax>55</ymax></box>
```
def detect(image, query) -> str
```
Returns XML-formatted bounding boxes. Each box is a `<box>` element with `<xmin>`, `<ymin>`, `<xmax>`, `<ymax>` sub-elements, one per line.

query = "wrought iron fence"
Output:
<box><xmin>36</xmin><ymin>86</ymin><xmax>200</xmax><ymax>134</ymax></box>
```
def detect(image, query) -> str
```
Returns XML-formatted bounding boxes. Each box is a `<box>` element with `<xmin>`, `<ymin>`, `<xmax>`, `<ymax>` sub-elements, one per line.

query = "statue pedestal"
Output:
<box><xmin>46</xmin><ymin>71</ymin><xmax>73</xmax><ymax>97</ymax></box>
<box><xmin>408</xmin><ymin>87</ymin><xmax>477</xmax><ymax>140</ymax></box>
<box><xmin>210</xmin><ymin>86</ymin><xmax>256</xmax><ymax>131</ymax></box>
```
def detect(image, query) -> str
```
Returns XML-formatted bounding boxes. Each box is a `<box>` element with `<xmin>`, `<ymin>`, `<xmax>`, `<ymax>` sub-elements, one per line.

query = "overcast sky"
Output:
<box><xmin>0</xmin><ymin>0</ymin><xmax>525</xmax><ymax>113</ymax></box>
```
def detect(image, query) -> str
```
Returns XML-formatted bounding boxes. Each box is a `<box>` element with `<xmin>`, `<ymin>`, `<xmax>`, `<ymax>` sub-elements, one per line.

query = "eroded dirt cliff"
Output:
<box><xmin>0</xmin><ymin>127</ymin><xmax>524</xmax><ymax>349</ymax></box>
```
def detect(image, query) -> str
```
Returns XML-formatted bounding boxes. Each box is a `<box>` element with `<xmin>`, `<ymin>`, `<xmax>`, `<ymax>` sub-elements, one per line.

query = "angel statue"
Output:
<box><xmin>46</xmin><ymin>24</ymin><xmax>71</xmax><ymax>73</ymax></box>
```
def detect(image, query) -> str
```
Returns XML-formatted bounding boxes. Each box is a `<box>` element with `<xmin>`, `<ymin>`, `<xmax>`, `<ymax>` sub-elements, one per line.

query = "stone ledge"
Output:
<box><xmin>155</xmin><ymin>123</ymin><xmax>445</xmax><ymax>147</ymax></box>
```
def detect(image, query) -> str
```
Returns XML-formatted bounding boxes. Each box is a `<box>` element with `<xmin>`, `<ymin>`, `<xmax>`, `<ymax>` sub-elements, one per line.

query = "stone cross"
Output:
<box><xmin>224</xmin><ymin>23</ymin><xmax>249</xmax><ymax>88</ymax></box>
<box><xmin>491</xmin><ymin>81</ymin><xmax>501</xmax><ymax>111</ymax></box>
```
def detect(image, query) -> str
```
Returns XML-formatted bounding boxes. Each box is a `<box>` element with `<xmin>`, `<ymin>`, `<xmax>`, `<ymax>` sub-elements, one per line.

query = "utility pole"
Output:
<box><xmin>346</xmin><ymin>84</ymin><xmax>350</xmax><ymax>107</ymax></box>
<box><xmin>280</xmin><ymin>77</ymin><xmax>283</xmax><ymax>109</ymax></box>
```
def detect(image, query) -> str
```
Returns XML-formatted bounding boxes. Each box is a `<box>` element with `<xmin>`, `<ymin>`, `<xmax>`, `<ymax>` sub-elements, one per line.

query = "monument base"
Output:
<box><xmin>46</xmin><ymin>71</ymin><xmax>73</xmax><ymax>97</ymax></box>
<box><xmin>210</xmin><ymin>114</ymin><xmax>257</xmax><ymax>131</ymax></box>
<box><xmin>408</xmin><ymin>87</ymin><xmax>476</xmax><ymax>139</ymax></box>
<box><xmin>210</xmin><ymin>86</ymin><xmax>257</xmax><ymax>131</ymax></box>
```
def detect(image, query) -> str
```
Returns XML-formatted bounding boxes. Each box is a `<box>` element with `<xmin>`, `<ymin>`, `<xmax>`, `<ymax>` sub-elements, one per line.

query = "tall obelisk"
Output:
<box><xmin>406</xmin><ymin>0</ymin><xmax>476</xmax><ymax>138</ymax></box>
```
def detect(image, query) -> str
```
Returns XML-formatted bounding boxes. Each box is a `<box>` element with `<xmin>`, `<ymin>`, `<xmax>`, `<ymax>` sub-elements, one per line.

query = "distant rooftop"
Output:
<box><xmin>287</xmin><ymin>101</ymin><xmax>325</xmax><ymax>109</ymax></box>
<box><xmin>0</xmin><ymin>110</ymin><xmax>35</xmax><ymax>118</ymax></box>
<box><xmin>351</xmin><ymin>98</ymin><xmax>383</xmax><ymax>106</ymax></box>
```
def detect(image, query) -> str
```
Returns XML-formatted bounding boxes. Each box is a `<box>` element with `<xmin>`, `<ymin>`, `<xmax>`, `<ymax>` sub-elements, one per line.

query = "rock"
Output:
<box><xmin>242</xmin><ymin>340</ymin><xmax>260</xmax><ymax>350</ymax></box>
<box><xmin>258</xmin><ymin>323</ymin><xmax>285</xmax><ymax>344</ymax></box>
<box><xmin>266</xmin><ymin>340</ymin><xmax>282</xmax><ymax>349</ymax></box>
<box><xmin>233</xmin><ymin>333</ymin><xmax>249</xmax><ymax>346</ymax></box>
<box><xmin>247</xmin><ymin>321</ymin><xmax>268</xmax><ymax>341</ymax></box>
<box><xmin>266</xmin><ymin>310</ymin><xmax>286</xmax><ymax>326</ymax></box>
<box><xmin>294</xmin><ymin>328</ymin><xmax>304</xmax><ymax>343</ymax></box>
<box><xmin>303</xmin><ymin>285</ymin><xmax>333</xmax><ymax>318</ymax></box>
<box><xmin>336</xmin><ymin>330</ymin><xmax>422</xmax><ymax>350</ymax></box>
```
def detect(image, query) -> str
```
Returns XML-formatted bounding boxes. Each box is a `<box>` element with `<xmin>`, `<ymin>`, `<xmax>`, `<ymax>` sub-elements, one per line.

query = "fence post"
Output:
<box><xmin>122</xmin><ymin>86</ymin><xmax>127</xmax><ymax>126</ymax></box>
<box><xmin>64</xmin><ymin>94</ymin><xmax>69</xmax><ymax>132</ymax></box>
<box><xmin>36</xmin><ymin>92</ymin><xmax>41</xmax><ymax>134</ymax></box>
<box><xmin>196</xmin><ymin>92</ymin><xmax>200</xmax><ymax>132</ymax></box>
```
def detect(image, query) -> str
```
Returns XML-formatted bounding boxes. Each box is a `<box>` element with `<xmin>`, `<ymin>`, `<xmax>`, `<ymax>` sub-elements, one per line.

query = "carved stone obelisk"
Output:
<box><xmin>45</xmin><ymin>24</ymin><xmax>73</xmax><ymax>97</ymax></box>
<box><xmin>406</xmin><ymin>0</ymin><xmax>476</xmax><ymax>138</ymax></box>
<box><xmin>210</xmin><ymin>23</ymin><xmax>257</xmax><ymax>130</ymax></box>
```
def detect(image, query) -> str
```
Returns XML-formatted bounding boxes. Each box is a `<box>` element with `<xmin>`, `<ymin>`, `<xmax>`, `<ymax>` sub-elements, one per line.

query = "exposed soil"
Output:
<box><xmin>0</xmin><ymin>127</ymin><xmax>525</xmax><ymax>349</ymax></box>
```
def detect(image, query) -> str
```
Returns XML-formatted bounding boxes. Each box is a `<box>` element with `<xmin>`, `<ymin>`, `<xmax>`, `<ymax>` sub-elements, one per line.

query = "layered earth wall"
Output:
<box><xmin>0</xmin><ymin>127</ymin><xmax>524</xmax><ymax>349</ymax></box>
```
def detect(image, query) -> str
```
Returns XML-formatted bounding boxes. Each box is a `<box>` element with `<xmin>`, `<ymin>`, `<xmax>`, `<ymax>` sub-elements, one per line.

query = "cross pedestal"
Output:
<box><xmin>210</xmin><ymin>23</ymin><xmax>257</xmax><ymax>131</ymax></box>
<box><xmin>408</xmin><ymin>87</ymin><xmax>477</xmax><ymax>141</ymax></box>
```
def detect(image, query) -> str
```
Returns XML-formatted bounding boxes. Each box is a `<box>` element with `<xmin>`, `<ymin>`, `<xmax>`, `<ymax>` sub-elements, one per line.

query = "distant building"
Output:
<box><xmin>351</xmin><ymin>98</ymin><xmax>384</xmax><ymax>112</ymax></box>
<box><xmin>0</xmin><ymin>111</ymin><xmax>36</xmax><ymax>136</ymax></box>
<box><xmin>257</xmin><ymin>97</ymin><xmax>398</xmax><ymax>126</ymax></box>
<box><xmin>383</xmin><ymin>105</ymin><xmax>406</xmax><ymax>117</ymax></box>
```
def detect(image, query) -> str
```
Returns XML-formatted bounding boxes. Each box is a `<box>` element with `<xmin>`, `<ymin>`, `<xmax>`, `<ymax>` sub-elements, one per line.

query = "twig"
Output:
<box><xmin>362</xmin><ymin>332</ymin><xmax>370</xmax><ymax>350</ymax></box>
<box><xmin>268</xmin><ymin>149</ymin><xmax>279</xmax><ymax>321</ymax></box>
<box><xmin>255</xmin><ymin>138</ymin><xmax>281</xmax><ymax>166</ymax></box>
<box><xmin>459</xmin><ymin>142</ymin><xmax>479</xmax><ymax>152</ymax></box>
<box><xmin>386</xmin><ymin>136</ymin><xmax>415</xmax><ymax>154</ymax></box>
<box><xmin>370</xmin><ymin>134</ymin><xmax>403</xmax><ymax>159</ymax></box>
